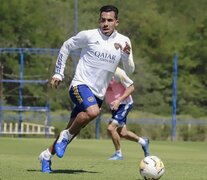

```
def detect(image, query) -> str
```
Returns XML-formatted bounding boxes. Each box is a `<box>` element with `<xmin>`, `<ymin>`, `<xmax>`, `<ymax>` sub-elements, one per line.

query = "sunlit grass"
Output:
<box><xmin>0</xmin><ymin>138</ymin><xmax>206</xmax><ymax>180</ymax></box>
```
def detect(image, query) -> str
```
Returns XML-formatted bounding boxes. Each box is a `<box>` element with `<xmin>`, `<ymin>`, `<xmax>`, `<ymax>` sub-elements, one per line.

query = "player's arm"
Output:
<box><xmin>50</xmin><ymin>31</ymin><xmax>87</xmax><ymax>88</ymax></box>
<box><xmin>116</xmin><ymin>84</ymin><xmax>134</xmax><ymax>103</ymax></box>
<box><xmin>121</xmin><ymin>39</ymin><xmax>135</xmax><ymax>75</ymax></box>
<box><xmin>111</xmin><ymin>84</ymin><xmax>134</xmax><ymax>110</ymax></box>
<box><xmin>111</xmin><ymin>67</ymin><xmax>134</xmax><ymax>110</ymax></box>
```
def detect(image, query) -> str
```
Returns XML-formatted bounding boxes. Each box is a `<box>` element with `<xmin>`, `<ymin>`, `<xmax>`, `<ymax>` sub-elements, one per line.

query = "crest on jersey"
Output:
<box><xmin>114</xmin><ymin>43</ymin><xmax>122</xmax><ymax>50</ymax></box>
<box><xmin>87</xmin><ymin>96</ymin><xmax>94</xmax><ymax>102</ymax></box>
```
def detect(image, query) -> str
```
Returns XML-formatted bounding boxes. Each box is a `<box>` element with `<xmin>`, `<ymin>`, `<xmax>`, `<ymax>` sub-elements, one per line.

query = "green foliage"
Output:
<box><xmin>53</xmin><ymin>120</ymin><xmax>206</xmax><ymax>142</ymax></box>
<box><xmin>179</xmin><ymin>125</ymin><xmax>207</xmax><ymax>141</ymax></box>
<box><xmin>0</xmin><ymin>0</ymin><xmax>206</xmax><ymax>117</ymax></box>
<box><xmin>79</xmin><ymin>122</ymin><xmax>96</xmax><ymax>139</ymax></box>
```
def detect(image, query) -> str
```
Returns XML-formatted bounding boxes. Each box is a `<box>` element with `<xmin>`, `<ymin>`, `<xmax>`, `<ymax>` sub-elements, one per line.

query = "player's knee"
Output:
<box><xmin>107</xmin><ymin>125</ymin><xmax>113</xmax><ymax>132</ymax></box>
<box><xmin>120</xmin><ymin>131</ymin><xmax>127</xmax><ymax>138</ymax></box>
<box><xmin>86</xmin><ymin>108</ymin><xmax>100</xmax><ymax>119</ymax></box>
<box><xmin>107</xmin><ymin>124</ymin><xmax>117</xmax><ymax>134</ymax></box>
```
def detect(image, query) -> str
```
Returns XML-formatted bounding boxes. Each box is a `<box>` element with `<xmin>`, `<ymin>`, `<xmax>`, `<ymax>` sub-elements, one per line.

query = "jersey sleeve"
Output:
<box><xmin>121</xmin><ymin>38</ymin><xmax>135</xmax><ymax>75</ymax></box>
<box><xmin>54</xmin><ymin>31</ymin><xmax>88</xmax><ymax>80</ymax></box>
<box><xmin>114</xmin><ymin>67</ymin><xmax>134</xmax><ymax>88</ymax></box>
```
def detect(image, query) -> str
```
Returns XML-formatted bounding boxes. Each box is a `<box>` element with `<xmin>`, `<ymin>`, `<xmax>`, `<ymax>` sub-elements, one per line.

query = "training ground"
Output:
<box><xmin>0</xmin><ymin>138</ymin><xmax>206</xmax><ymax>180</ymax></box>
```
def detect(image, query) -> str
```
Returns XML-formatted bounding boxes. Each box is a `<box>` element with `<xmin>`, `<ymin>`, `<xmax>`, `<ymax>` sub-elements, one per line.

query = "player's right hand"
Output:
<box><xmin>111</xmin><ymin>99</ymin><xmax>120</xmax><ymax>111</ymax></box>
<box><xmin>50</xmin><ymin>77</ymin><xmax>61</xmax><ymax>88</ymax></box>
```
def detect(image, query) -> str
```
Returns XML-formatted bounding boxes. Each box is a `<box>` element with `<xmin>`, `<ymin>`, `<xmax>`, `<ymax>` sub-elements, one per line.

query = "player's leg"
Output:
<box><xmin>68</xmin><ymin>104</ymin><xmax>100</xmax><ymax>134</ymax></box>
<box><xmin>39</xmin><ymin>84</ymin><xmax>103</xmax><ymax>171</ymax></box>
<box><xmin>69</xmin><ymin>85</ymin><xmax>102</xmax><ymax>133</ymax></box>
<box><xmin>107</xmin><ymin>120</ymin><xmax>123</xmax><ymax>160</ymax></box>
<box><xmin>118</xmin><ymin>126</ymin><xmax>150</xmax><ymax>157</ymax></box>
<box><xmin>107</xmin><ymin>104</ymin><xmax>130</xmax><ymax>160</ymax></box>
<box><xmin>55</xmin><ymin>85</ymin><xmax>102</xmax><ymax>158</ymax></box>
<box><xmin>118</xmin><ymin>125</ymin><xmax>138</xmax><ymax>142</ymax></box>
<box><xmin>38</xmin><ymin>116</ymin><xmax>75</xmax><ymax>173</ymax></box>
<box><xmin>112</xmin><ymin>103</ymin><xmax>149</xmax><ymax>157</ymax></box>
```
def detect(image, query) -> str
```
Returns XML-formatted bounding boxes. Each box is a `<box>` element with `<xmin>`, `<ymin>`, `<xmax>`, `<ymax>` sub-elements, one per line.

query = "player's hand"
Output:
<box><xmin>111</xmin><ymin>100</ymin><xmax>120</xmax><ymax>110</ymax></box>
<box><xmin>50</xmin><ymin>77</ymin><xmax>61</xmax><ymax>88</ymax></box>
<box><xmin>123</xmin><ymin>42</ymin><xmax>131</xmax><ymax>55</ymax></box>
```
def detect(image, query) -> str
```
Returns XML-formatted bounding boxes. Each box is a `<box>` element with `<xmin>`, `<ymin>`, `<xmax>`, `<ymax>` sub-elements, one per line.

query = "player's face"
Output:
<box><xmin>99</xmin><ymin>11</ymin><xmax>119</xmax><ymax>36</ymax></box>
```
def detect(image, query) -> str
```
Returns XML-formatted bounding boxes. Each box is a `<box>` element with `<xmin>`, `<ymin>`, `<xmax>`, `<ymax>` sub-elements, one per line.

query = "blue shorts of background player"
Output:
<box><xmin>110</xmin><ymin>104</ymin><xmax>133</xmax><ymax>127</ymax></box>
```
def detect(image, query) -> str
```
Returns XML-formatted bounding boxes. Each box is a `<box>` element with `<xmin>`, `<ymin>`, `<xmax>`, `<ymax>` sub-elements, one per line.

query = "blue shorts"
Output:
<box><xmin>111</xmin><ymin>104</ymin><xmax>132</xmax><ymax>127</ymax></box>
<box><xmin>69</xmin><ymin>85</ymin><xmax>103</xmax><ymax>118</ymax></box>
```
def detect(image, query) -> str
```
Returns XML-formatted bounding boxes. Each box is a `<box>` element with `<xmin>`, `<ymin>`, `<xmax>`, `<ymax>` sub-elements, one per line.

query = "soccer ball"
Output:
<box><xmin>139</xmin><ymin>155</ymin><xmax>165</xmax><ymax>180</ymax></box>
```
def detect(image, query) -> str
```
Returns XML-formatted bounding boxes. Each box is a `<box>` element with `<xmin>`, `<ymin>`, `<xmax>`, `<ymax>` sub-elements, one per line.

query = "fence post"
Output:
<box><xmin>18</xmin><ymin>50</ymin><xmax>24</xmax><ymax>137</ymax></box>
<box><xmin>0</xmin><ymin>64</ymin><xmax>3</xmax><ymax>134</ymax></box>
<box><xmin>95</xmin><ymin>114</ymin><xmax>101</xmax><ymax>139</ymax></box>
<box><xmin>172</xmin><ymin>53</ymin><xmax>178</xmax><ymax>141</ymax></box>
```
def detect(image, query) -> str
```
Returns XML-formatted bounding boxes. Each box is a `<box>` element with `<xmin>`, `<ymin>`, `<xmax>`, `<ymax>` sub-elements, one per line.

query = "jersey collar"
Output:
<box><xmin>98</xmin><ymin>28</ymin><xmax>117</xmax><ymax>40</ymax></box>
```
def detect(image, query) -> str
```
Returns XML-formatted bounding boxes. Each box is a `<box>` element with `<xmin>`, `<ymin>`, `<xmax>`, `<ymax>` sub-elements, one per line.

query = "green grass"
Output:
<box><xmin>0</xmin><ymin>138</ymin><xmax>206</xmax><ymax>180</ymax></box>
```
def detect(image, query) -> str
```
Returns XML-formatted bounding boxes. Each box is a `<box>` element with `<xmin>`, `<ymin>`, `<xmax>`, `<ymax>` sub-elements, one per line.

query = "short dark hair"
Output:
<box><xmin>100</xmin><ymin>5</ymin><xmax>119</xmax><ymax>19</ymax></box>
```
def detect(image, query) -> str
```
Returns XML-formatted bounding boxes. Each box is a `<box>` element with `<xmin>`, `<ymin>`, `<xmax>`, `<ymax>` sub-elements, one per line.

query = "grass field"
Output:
<box><xmin>0</xmin><ymin>137</ymin><xmax>206</xmax><ymax>180</ymax></box>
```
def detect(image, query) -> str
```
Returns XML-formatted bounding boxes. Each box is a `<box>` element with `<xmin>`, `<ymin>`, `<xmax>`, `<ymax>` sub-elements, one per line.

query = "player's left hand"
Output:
<box><xmin>123</xmin><ymin>42</ymin><xmax>131</xmax><ymax>55</ymax></box>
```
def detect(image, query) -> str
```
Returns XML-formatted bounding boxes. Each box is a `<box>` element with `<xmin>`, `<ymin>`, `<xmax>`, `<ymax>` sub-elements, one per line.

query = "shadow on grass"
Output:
<box><xmin>27</xmin><ymin>169</ymin><xmax>99</xmax><ymax>174</ymax></box>
<box><xmin>52</xmin><ymin>169</ymin><xmax>99</xmax><ymax>174</ymax></box>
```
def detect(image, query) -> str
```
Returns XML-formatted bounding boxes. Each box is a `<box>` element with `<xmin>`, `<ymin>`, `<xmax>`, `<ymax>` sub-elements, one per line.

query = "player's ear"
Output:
<box><xmin>115</xmin><ymin>19</ymin><xmax>119</xmax><ymax>27</ymax></box>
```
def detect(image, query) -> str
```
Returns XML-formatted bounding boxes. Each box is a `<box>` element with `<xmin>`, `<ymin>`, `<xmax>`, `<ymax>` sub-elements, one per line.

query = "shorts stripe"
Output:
<box><xmin>72</xmin><ymin>86</ymin><xmax>83</xmax><ymax>104</ymax></box>
<box><xmin>69</xmin><ymin>85</ymin><xmax>103</xmax><ymax>118</ymax></box>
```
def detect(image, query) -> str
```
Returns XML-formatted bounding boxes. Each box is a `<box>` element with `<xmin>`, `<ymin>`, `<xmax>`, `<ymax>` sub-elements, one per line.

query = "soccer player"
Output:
<box><xmin>39</xmin><ymin>5</ymin><xmax>135</xmax><ymax>173</ymax></box>
<box><xmin>105</xmin><ymin>67</ymin><xmax>149</xmax><ymax>160</ymax></box>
